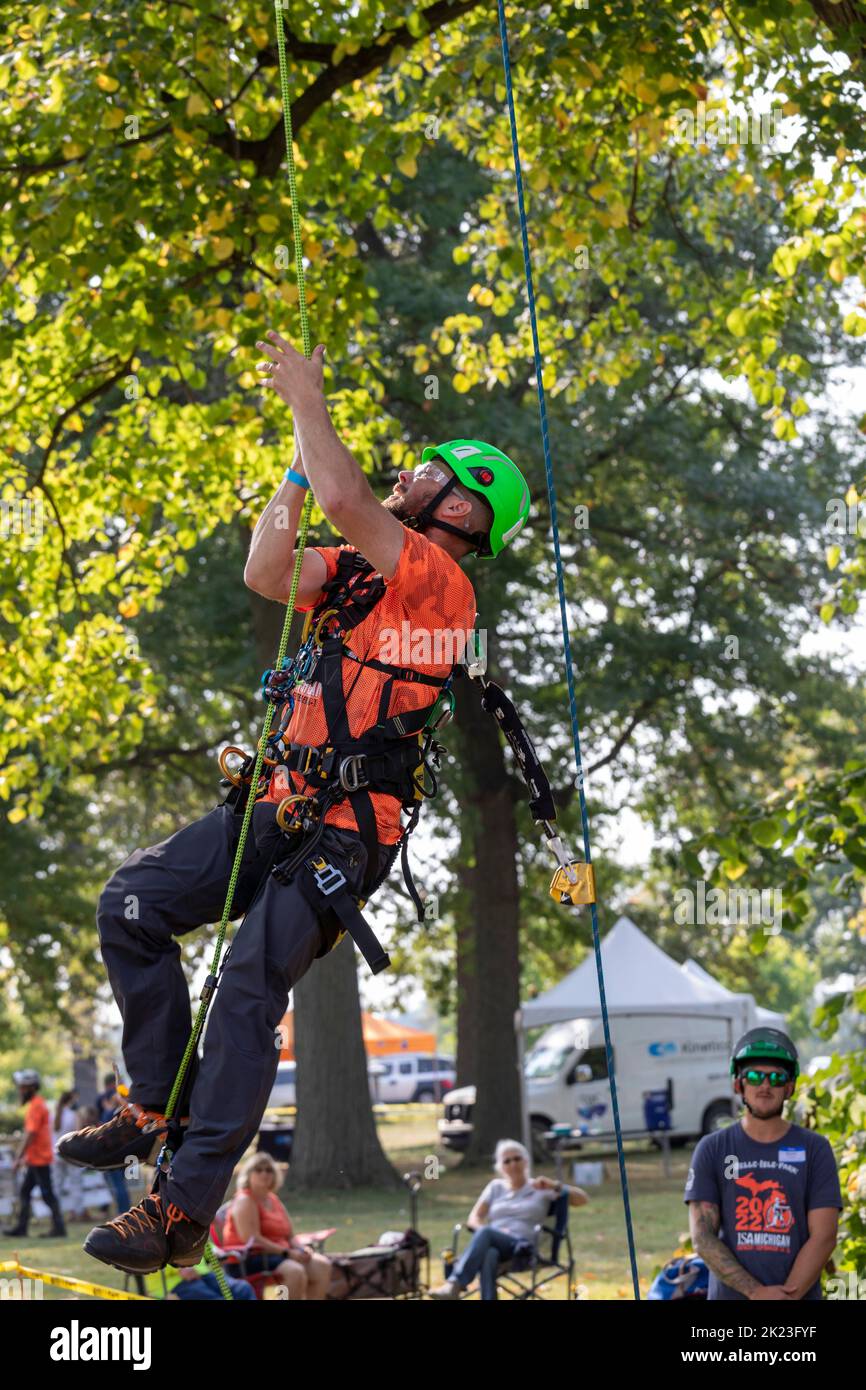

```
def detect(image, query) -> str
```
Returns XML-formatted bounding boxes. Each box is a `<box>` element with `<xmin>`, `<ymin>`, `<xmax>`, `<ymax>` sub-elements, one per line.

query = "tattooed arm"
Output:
<box><xmin>689</xmin><ymin>1200</ymin><xmax>787</xmax><ymax>1300</ymax></box>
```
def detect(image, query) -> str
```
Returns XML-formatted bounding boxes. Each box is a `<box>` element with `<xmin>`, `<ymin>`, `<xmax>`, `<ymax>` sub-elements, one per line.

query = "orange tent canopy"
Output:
<box><xmin>278</xmin><ymin>1011</ymin><xmax>435</xmax><ymax>1061</ymax></box>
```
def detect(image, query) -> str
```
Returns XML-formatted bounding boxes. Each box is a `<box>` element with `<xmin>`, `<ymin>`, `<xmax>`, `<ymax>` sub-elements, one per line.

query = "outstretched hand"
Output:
<box><xmin>255</xmin><ymin>331</ymin><xmax>326</xmax><ymax>410</ymax></box>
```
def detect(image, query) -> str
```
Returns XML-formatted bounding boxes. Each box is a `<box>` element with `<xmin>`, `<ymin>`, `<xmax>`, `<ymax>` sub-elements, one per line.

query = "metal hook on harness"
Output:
<box><xmin>218</xmin><ymin>745</ymin><xmax>253</xmax><ymax>787</ymax></box>
<box><xmin>275</xmin><ymin>793</ymin><xmax>315</xmax><ymax>834</ymax></box>
<box><xmin>313</xmin><ymin>608</ymin><xmax>340</xmax><ymax>647</ymax></box>
<box><xmin>543</xmin><ymin>822</ymin><xmax>595</xmax><ymax>905</ymax></box>
<box><xmin>427</xmin><ymin>688</ymin><xmax>455</xmax><ymax>732</ymax></box>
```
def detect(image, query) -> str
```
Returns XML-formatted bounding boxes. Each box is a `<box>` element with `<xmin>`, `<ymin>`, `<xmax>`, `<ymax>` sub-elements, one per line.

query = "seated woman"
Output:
<box><xmin>429</xmin><ymin>1138</ymin><xmax>588</xmax><ymax>1300</ymax></box>
<box><xmin>221</xmin><ymin>1152</ymin><xmax>332</xmax><ymax>1300</ymax></box>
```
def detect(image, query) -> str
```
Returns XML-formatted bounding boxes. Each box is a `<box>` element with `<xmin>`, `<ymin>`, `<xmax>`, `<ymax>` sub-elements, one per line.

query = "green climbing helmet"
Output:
<box><xmin>730</xmin><ymin>1028</ymin><xmax>799</xmax><ymax>1081</ymax></box>
<box><xmin>421</xmin><ymin>439</ymin><xmax>531</xmax><ymax>558</ymax></box>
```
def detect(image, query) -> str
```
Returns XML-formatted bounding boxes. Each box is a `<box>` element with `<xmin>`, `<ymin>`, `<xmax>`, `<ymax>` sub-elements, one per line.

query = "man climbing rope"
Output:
<box><xmin>57</xmin><ymin>332</ymin><xmax>531</xmax><ymax>1275</ymax></box>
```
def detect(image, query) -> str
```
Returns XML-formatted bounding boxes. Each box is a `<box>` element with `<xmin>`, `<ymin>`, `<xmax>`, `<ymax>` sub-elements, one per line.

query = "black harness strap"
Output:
<box><xmin>265</xmin><ymin>549</ymin><xmax>454</xmax><ymax>924</ymax></box>
<box><xmin>296</xmin><ymin>851</ymin><xmax>391</xmax><ymax>974</ymax></box>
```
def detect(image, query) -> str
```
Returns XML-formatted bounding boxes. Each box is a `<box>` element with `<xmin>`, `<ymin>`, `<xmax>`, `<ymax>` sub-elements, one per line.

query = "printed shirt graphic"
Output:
<box><xmin>683</xmin><ymin>1121</ymin><xmax>842</xmax><ymax>1300</ymax></box>
<box><xmin>264</xmin><ymin>528</ymin><xmax>477</xmax><ymax>844</ymax></box>
<box><xmin>24</xmin><ymin>1094</ymin><xmax>54</xmax><ymax>1165</ymax></box>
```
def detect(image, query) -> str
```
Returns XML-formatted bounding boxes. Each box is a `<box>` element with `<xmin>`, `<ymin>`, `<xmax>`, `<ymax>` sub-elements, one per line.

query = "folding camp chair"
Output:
<box><xmin>443</xmin><ymin>1192</ymin><xmax>579</xmax><ymax>1300</ymax></box>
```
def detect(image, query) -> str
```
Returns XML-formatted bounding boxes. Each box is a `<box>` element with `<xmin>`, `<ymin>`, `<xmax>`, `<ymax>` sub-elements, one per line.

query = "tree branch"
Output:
<box><xmin>208</xmin><ymin>0</ymin><xmax>492</xmax><ymax>175</ymax></box>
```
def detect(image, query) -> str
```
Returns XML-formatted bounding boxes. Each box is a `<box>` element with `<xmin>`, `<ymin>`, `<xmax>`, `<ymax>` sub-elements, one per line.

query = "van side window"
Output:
<box><xmin>399</xmin><ymin>1061</ymin><xmax>413</xmax><ymax>1075</ymax></box>
<box><xmin>580</xmin><ymin>1047</ymin><xmax>610</xmax><ymax>1081</ymax></box>
<box><xmin>418</xmin><ymin>1059</ymin><xmax>434</xmax><ymax>1073</ymax></box>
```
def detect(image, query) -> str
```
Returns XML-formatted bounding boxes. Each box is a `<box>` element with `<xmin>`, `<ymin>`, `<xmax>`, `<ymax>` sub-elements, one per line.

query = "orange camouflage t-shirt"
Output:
<box><xmin>264</xmin><ymin>528</ymin><xmax>477</xmax><ymax>844</ymax></box>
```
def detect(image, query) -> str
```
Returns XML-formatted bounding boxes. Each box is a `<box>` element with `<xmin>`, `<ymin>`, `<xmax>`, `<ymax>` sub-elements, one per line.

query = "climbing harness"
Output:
<box><xmin>495</xmin><ymin>0</ymin><xmax>640</xmax><ymax>1299</ymax></box>
<box><xmin>223</xmin><ymin>547</ymin><xmax>455</xmax><ymax>972</ymax></box>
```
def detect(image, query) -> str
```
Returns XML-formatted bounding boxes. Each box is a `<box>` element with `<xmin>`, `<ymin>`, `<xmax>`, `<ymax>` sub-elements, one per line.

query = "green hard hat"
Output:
<box><xmin>730</xmin><ymin>1028</ymin><xmax>799</xmax><ymax>1080</ymax></box>
<box><xmin>421</xmin><ymin>439</ymin><xmax>531</xmax><ymax>558</ymax></box>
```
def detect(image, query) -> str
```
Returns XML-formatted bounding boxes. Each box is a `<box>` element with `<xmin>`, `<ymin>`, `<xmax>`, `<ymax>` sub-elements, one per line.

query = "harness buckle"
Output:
<box><xmin>309</xmin><ymin>855</ymin><xmax>347</xmax><ymax>897</ymax></box>
<box><xmin>339</xmin><ymin>754</ymin><xmax>370</xmax><ymax>793</ymax></box>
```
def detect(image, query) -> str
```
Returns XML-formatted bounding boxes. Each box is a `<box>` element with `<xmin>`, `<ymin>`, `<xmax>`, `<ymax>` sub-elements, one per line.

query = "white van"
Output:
<box><xmin>439</xmin><ymin>1013</ymin><xmax>737</xmax><ymax>1153</ymax></box>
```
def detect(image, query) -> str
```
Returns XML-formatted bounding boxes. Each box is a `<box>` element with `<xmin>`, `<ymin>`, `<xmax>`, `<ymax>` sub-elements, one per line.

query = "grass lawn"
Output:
<box><xmin>0</xmin><ymin>1107</ymin><xmax>694</xmax><ymax>1300</ymax></box>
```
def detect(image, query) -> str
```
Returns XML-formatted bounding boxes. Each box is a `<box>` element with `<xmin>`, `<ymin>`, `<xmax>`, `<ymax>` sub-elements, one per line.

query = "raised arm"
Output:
<box><xmin>255</xmin><ymin>332</ymin><xmax>405</xmax><ymax>580</ymax></box>
<box><xmin>243</xmin><ymin>448</ymin><xmax>329</xmax><ymax>605</ymax></box>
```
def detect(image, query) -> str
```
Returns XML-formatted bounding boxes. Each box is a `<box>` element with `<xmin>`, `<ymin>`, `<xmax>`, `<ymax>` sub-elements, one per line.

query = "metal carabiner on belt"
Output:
<box><xmin>275</xmin><ymin>793</ymin><xmax>317</xmax><ymax>834</ymax></box>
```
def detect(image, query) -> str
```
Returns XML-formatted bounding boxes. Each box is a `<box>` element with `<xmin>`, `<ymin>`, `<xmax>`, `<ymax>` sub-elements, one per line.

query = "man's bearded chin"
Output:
<box><xmin>741</xmin><ymin>1087</ymin><xmax>787</xmax><ymax>1119</ymax></box>
<box><xmin>382</xmin><ymin>493</ymin><xmax>423</xmax><ymax>527</ymax></box>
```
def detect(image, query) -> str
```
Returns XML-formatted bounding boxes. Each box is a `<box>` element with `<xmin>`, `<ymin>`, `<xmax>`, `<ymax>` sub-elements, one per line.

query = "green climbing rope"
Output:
<box><xmin>163</xmin><ymin>0</ymin><xmax>314</xmax><ymax>1130</ymax></box>
<box><xmin>149</xmin><ymin>13</ymin><xmax>317</xmax><ymax>1306</ymax></box>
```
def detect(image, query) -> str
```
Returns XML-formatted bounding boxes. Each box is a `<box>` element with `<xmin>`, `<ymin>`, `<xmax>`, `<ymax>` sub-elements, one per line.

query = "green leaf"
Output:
<box><xmin>722</xmin><ymin>858</ymin><xmax>748</xmax><ymax>880</ymax></box>
<box><xmin>726</xmin><ymin>307</ymin><xmax>749</xmax><ymax>338</ymax></box>
<box><xmin>842</xmin><ymin>311</ymin><xmax>866</xmax><ymax>337</ymax></box>
<box><xmin>751</xmin><ymin>816</ymin><xmax>783</xmax><ymax>847</ymax></box>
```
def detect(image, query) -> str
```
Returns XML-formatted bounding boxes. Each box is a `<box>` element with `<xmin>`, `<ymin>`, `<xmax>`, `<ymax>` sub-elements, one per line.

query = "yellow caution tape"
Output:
<box><xmin>0</xmin><ymin>1260</ymin><xmax>152</xmax><ymax>1300</ymax></box>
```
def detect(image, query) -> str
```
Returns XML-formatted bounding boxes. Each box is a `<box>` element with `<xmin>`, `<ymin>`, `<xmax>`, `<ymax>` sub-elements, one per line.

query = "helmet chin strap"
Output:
<box><xmin>405</xmin><ymin>475</ymin><xmax>489</xmax><ymax>555</ymax></box>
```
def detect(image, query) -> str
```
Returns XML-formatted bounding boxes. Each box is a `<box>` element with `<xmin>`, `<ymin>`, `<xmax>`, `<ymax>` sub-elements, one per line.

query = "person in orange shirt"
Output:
<box><xmin>59</xmin><ymin>333</ymin><xmax>531</xmax><ymax>1276</ymax></box>
<box><xmin>3</xmin><ymin>1069</ymin><xmax>67</xmax><ymax>1239</ymax></box>
<box><xmin>221</xmin><ymin>1153</ymin><xmax>332</xmax><ymax>1299</ymax></box>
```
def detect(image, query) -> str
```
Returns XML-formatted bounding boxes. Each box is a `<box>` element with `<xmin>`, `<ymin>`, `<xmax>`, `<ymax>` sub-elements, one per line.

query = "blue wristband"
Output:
<box><xmin>284</xmin><ymin>466</ymin><xmax>309</xmax><ymax>490</ymax></box>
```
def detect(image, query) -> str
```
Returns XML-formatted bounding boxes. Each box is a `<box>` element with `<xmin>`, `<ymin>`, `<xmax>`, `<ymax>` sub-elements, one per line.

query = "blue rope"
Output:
<box><xmin>494</xmin><ymin>0</ymin><xmax>641</xmax><ymax>1301</ymax></box>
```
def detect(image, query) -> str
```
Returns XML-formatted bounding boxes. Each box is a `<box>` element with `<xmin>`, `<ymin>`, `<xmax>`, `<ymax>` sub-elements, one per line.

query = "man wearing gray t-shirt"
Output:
<box><xmin>685</xmin><ymin>1029</ymin><xmax>841</xmax><ymax>1300</ymax></box>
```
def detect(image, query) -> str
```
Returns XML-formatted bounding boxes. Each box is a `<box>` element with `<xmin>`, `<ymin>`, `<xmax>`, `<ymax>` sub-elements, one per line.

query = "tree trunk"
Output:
<box><xmin>245</xmin><ymin>577</ymin><xmax>397</xmax><ymax>1188</ymax></box>
<box><xmin>289</xmin><ymin>937</ymin><xmax>399</xmax><ymax>1189</ymax></box>
<box><xmin>808</xmin><ymin>1</ymin><xmax>866</xmax><ymax>59</ymax></box>
<box><xmin>454</xmin><ymin>858</ymin><xmax>479</xmax><ymax>1089</ymax></box>
<box><xmin>451</xmin><ymin>679</ymin><xmax>523</xmax><ymax>1165</ymax></box>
